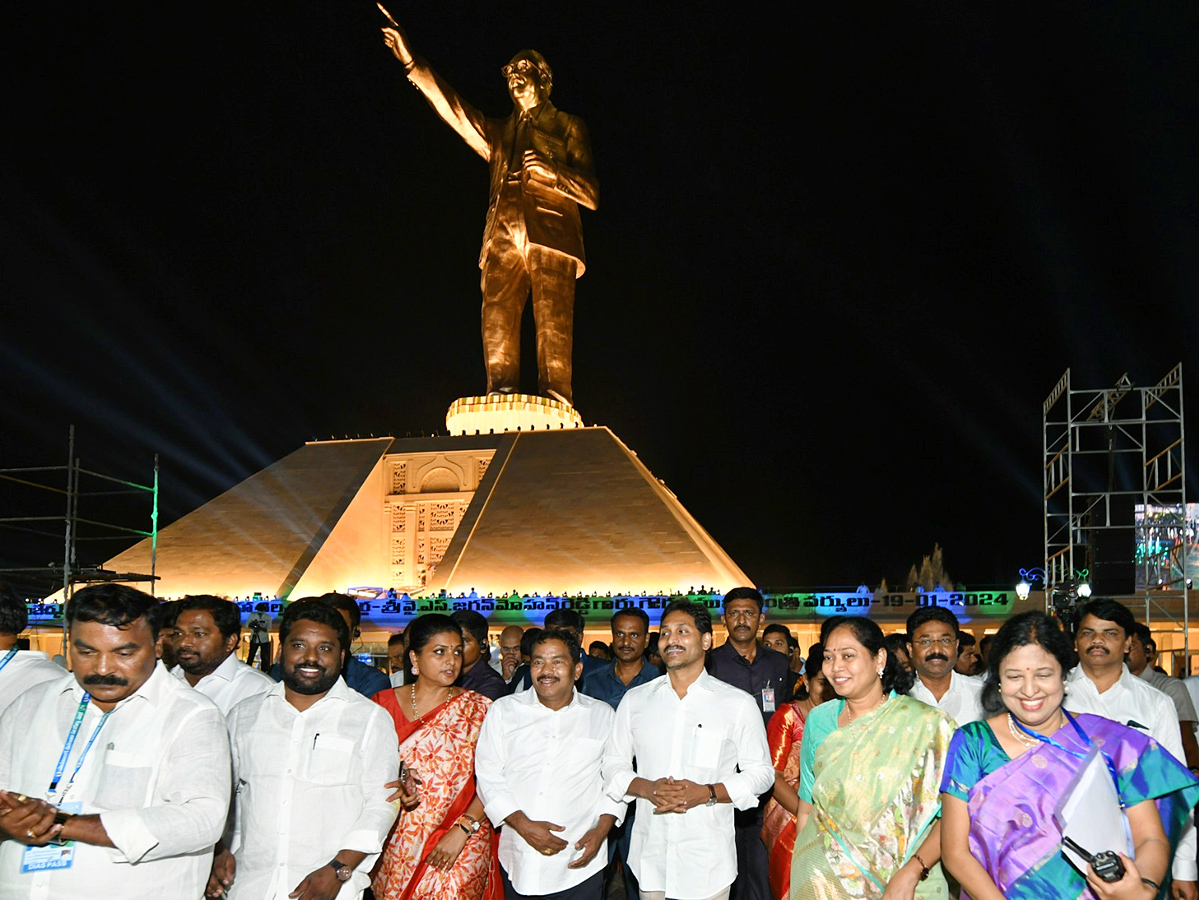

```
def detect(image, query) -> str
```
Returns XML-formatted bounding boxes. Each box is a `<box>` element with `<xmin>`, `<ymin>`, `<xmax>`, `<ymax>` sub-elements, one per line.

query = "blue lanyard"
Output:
<box><xmin>0</xmin><ymin>647</ymin><xmax>17</xmax><ymax>674</ymax></box>
<box><xmin>1010</xmin><ymin>709</ymin><xmax>1124</xmax><ymax>806</ymax></box>
<box><xmin>47</xmin><ymin>695</ymin><xmax>111</xmax><ymax>802</ymax></box>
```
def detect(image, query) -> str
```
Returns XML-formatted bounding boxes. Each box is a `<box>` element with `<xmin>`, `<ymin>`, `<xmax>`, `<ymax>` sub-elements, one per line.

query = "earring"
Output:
<box><xmin>877</xmin><ymin>668</ymin><xmax>885</xmax><ymax>678</ymax></box>
<box><xmin>411</xmin><ymin>665</ymin><xmax>418</xmax><ymax>675</ymax></box>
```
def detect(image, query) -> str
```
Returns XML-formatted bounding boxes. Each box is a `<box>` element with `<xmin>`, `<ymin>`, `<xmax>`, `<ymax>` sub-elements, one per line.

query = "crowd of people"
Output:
<box><xmin>0</xmin><ymin>581</ymin><xmax>1196</xmax><ymax>900</ymax></box>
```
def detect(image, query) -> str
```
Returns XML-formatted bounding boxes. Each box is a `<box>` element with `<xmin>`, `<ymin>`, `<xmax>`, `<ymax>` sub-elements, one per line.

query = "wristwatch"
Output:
<box><xmin>456</xmin><ymin>814</ymin><xmax>481</xmax><ymax>836</ymax></box>
<box><xmin>327</xmin><ymin>858</ymin><xmax>353</xmax><ymax>883</ymax></box>
<box><xmin>705</xmin><ymin>784</ymin><xmax>718</xmax><ymax>807</ymax></box>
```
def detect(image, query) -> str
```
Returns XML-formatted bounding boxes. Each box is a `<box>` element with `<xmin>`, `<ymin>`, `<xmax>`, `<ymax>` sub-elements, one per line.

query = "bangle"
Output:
<box><xmin>1141</xmin><ymin>877</ymin><xmax>1160</xmax><ymax>894</ymax></box>
<box><xmin>455</xmin><ymin>822</ymin><xmax>472</xmax><ymax>837</ymax></box>
<box><xmin>912</xmin><ymin>852</ymin><xmax>930</xmax><ymax>881</ymax></box>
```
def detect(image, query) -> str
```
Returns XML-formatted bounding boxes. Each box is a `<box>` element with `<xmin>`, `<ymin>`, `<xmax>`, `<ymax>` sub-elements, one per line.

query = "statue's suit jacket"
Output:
<box><xmin>407</xmin><ymin>58</ymin><xmax>599</xmax><ymax>275</ymax></box>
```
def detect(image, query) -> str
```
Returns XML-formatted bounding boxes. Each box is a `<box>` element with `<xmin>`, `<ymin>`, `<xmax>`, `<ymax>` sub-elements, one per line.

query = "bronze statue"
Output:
<box><xmin>381</xmin><ymin>9</ymin><xmax>599</xmax><ymax>407</ymax></box>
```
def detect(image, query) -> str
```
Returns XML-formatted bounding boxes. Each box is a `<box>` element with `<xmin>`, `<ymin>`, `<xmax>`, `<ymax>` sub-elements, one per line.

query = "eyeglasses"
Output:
<box><xmin>724</xmin><ymin>609</ymin><xmax>760</xmax><ymax>621</ymax></box>
<box><xmin>913</xmin><ymin>636</ymin><xmax>956</xmax><ymax>648</ymax></box>
<box><xmin>501</xmin><ymin>59</ymin><xmax>538</xmax><ymax>79</ymax></box>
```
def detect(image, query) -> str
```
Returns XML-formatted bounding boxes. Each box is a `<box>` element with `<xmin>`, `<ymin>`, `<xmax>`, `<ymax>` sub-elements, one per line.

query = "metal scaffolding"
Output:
<box><xmin>0</xmin><ymin>426</ymin><xmax>158</xmax><ymax>647</ymax></box>
<box><xmin>1042</xmin><ymin>364</ymin><xmax>1191</xmax><ymax>666</ymax></box>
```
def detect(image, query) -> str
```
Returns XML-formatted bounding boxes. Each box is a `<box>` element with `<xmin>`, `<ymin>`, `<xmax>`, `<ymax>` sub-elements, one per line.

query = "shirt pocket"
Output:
<box><xmin>93</xmin><ymin>749</ymin><xmax>153</xmax><ymax>810</ymax></box>
<box><xmin>685</xmin><ymin>727</ymin><xmax>728</xmax><ymax>772</ymax></box>
<box><xmin>305</xmin><ymin>735</ymin><xmax>356</xmax><ymax>785</ymax></box>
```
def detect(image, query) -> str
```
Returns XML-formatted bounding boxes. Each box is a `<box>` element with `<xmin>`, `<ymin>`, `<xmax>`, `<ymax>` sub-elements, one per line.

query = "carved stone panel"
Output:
<box><xmin>390</xmin><ymin>463</ymin><xmax>407</xmax><ymax>495</ymax></box>
<box><xmin>430</xmin><ymin>535</ymin><xmax>452</xmax><ymax>565</ymax></box>
<box><xmin>430</xmin><ymin>502</ymin><xmax>457</xmax><ymax>530</ymax></box>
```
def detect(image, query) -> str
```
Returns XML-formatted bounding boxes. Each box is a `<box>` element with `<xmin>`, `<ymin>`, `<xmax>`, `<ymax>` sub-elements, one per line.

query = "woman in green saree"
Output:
<box><xmin>790</xmin><ymin>617</ymin><xmax>957</xmax><ymax>900</ymax></box>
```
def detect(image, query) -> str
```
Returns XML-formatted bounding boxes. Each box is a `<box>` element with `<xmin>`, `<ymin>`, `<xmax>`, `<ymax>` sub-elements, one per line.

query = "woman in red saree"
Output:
<box><xmin>761</xmin><ymin>646</ymin><xmax>833</xmax><ymax>900</ymax></box>
<box><xmin>372</xmin><ymin>614</ymin><xmax>502</xmax><ymax>900</ymax></box>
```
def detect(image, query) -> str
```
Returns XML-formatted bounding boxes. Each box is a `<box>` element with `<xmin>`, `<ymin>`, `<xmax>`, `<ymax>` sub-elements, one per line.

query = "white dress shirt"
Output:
<box><xmin>0</xmin><ymin>663</ymin><xmax>232</xmax><ymax>900</ymax></box>
<box><xmin>602</xmin><ymin>670</ymin><xmax>773</xmax><ymax>900</ymax></box>
<box><xmin>170</xmin><ymin>652</ymin><xmax>275</xmax><ymax>715</ymax></box>
<box><xmin>908</xmin><ymin>671</ymin><xmax>985</xmax><ymax>725</ymax></box>
<box><xmin>225</xmin><ymin>677</ymin><xmax>399</xmax><ymax>900</ymax></box>
<box><xmin>1065</xmin><ymin>664</ymin><xmax>1197</xmax><ymax>881</ymax></box>
<box><xmin>475</xmin><ymin>687</ymin><xmax>623</xmax><ymax>895</ymax></box>
<box><xmin>0</xmin><ymin>650</ymin><xmax>65</xmax><ymax>717</ymax></box>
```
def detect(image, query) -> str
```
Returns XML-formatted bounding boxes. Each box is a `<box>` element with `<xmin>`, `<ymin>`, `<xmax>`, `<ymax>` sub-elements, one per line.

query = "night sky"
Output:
<box><xmin>3</xmin><ymin>3</ymin><xmax>1196</xmax><ymax>595</ymax></box>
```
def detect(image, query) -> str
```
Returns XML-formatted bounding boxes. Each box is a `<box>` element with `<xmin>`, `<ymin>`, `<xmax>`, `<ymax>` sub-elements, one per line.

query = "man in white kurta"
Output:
<box><xmin>170</xmin><ymin>595</ymin><xmax>274</xmax><ymax>715</ymax></box>
<box><xmin>0</xmin><ymin>584</ymin><xmax>231</xmax><ymax>900</ymax></box>
<box><xmin>602</xmin><ymin>601</ymin><xmax>773</xmax><ymax>900</ymax></box>
<box><xmin>476</xmin><ymin>631</ymin><xmax>622</xmax><ymax>899</ymax></box>
<box><xmin>217</xmin><ymin>599</ymin><xmax>399</xmax><ymax>900</ymax></box>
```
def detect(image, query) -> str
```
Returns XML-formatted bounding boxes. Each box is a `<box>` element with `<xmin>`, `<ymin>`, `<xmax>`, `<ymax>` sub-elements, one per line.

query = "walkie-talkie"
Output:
<box><xmin>1062</xmin><ymin>836</ymin><xmax>1126</xmax><ymax>883</ymax></box>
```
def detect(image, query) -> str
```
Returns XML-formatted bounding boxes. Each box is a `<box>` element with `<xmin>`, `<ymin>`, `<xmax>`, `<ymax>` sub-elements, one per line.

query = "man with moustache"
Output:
<box><xmin>584</xmin><ymin>609</ymin><xmax>662</xmax><ymax>709</ymax></box>
<box><xmin>270</xmin><ymin>594</ymin><xmax>390</xmax><ymax>699</ymax></box>
<box><xmin>583</xmin><ymin>609</ymin><xmax>662</xmax><ymax>900</ymax></box>
<box><xmin>0</xmin><ymin>581</ymin><xmax>64</xmax><ymax>717</ymax></box>
<box><xmin>903</xmin><ymin>606</ymin><xmax>984</xmax><ymax>726</ymax></box>
<box><xmin>705</xmin><ymin>588</ymin><xmax>790</xmax><ymax>900</ymax></box>
<box><xmin>476</xmin><ymin>630</ymin><xmax>621</xmax><ymax>900</ymax></box>
<box><xmin>1064</xmin><ymin>598</ymin><xmax>1197</xmax><ymax>900</ymax></box>
<box><xmin>208</xmin><ymin>599</ymin><xmax>399</xmax><ymax>900</ymax></box>
<box><xmin>170</xmin><ymin>595</ymin><xmax>274</xmax><ymax>715</ymax></box>
<box><xmin>0</xmin><ymin>584</ymin><xmax>231</xmax><ymax>899</ymax></box>
<box><xmin>603</xmin><ymin>601</ymin><xmax>773</xmax><ymax>900</ymax></box>
<box><xmin>953</xmin><ymin>630</ymin><xmax>982</xmax><ymax>676</ymax></box>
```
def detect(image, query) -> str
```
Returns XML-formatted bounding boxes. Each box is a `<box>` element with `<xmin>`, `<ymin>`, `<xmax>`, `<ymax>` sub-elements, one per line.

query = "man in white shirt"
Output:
<box><xmin>602</xmin><ymin>600</ymin><xmax>773</xmax><ymax>900</ymax></box>
<box><xmin>1128</xmin><ymin>624</ymin><xmax>1199</xmax><ymax>770</ymax></box>
<box><xmin>904</xmin><ymin>606</ymin><xmax>984</xmax><ymax>726</ymax></box>
<box><xmin>476</xmin><ymin>629</ymin><xmax>621</xmax><ymax>900</ymax></box>
<box><xmin>0</xmin><ymin>582</ymin><xmax>65</xmax><ymax>717</ymax></box>
<box><xmin>171</xmin><ymin>595</ymin><xmax>274</xmax><ymax>715</ymax></box>
<box><xmin>1063</xmin><ymin>599</ymin><xmax>1197</xmax><ymax>900</ymax></box>
<box><xmin>387</xmin><ymin>632</ymin><xmax>407</xmax><ymax>688</ymax></box>
<box><xmin>0</xmin><ymin>583</ymin><xmax>231</xmax><ymax>900</ymax></box>
<box><xmin>208</xmin><ymin>598</ymin><xmax>399</xmax><ymax>900</ymax></box>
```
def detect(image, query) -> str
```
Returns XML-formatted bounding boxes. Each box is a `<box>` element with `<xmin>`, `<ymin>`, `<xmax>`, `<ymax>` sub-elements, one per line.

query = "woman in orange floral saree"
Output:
<box><xmin>372</xmin><ymin>615</ymin><xmax>502</xmax><ymax>900</ymax></box>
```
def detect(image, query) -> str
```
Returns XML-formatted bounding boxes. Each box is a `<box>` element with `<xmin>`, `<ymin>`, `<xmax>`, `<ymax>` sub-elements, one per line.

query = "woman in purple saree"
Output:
<box><xmin>940</xmin><ymin>612</ymin><xmax>1196</xmax><ymax>900</ymax></box>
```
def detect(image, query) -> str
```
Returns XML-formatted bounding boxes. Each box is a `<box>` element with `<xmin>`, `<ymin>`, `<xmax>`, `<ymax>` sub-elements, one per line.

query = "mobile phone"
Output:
<box><xmin>1062</xmin><ymin>836</ymin><xmax>1125</xmax><ymax>883</ymax></box>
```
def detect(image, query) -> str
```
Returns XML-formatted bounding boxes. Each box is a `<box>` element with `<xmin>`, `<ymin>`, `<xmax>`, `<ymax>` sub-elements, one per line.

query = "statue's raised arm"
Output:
<box><xmin>378</xmin><ymin>9</ymin><xmax>599</xmax><ymax>408</ymax></box>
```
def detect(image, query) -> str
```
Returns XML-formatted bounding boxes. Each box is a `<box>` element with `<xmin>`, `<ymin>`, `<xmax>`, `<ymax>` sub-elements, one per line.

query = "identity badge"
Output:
<box><xmin>20</xmin><ymin>802</ymin><xmax>82</xmax><ymax>873</ymax></box>
<box><xmin>761</xmin><ymin>686</ymin><xmax>776</xmax><ymax>713</ymax></box>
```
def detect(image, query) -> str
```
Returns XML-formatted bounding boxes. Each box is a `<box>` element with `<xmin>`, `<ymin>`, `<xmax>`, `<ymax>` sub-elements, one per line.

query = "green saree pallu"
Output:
<box><xmin>791</xmin><ymin>695</ymin><xmax>956</xmax><ymax>900</ymax></box>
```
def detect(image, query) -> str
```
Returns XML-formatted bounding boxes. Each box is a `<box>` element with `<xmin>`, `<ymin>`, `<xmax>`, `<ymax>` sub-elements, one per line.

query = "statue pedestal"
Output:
<box><xmin>446</xmin><ymin>394</ymin><xmax>583</xmax><ymax>436</ymax></box>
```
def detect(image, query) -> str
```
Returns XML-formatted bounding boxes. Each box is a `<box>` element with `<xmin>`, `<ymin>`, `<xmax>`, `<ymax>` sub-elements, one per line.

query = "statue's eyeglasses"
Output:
<box><xmin>502</xmin><ymin>59</ymin><xmax>538</xmax><ymax>79</ymax></box>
